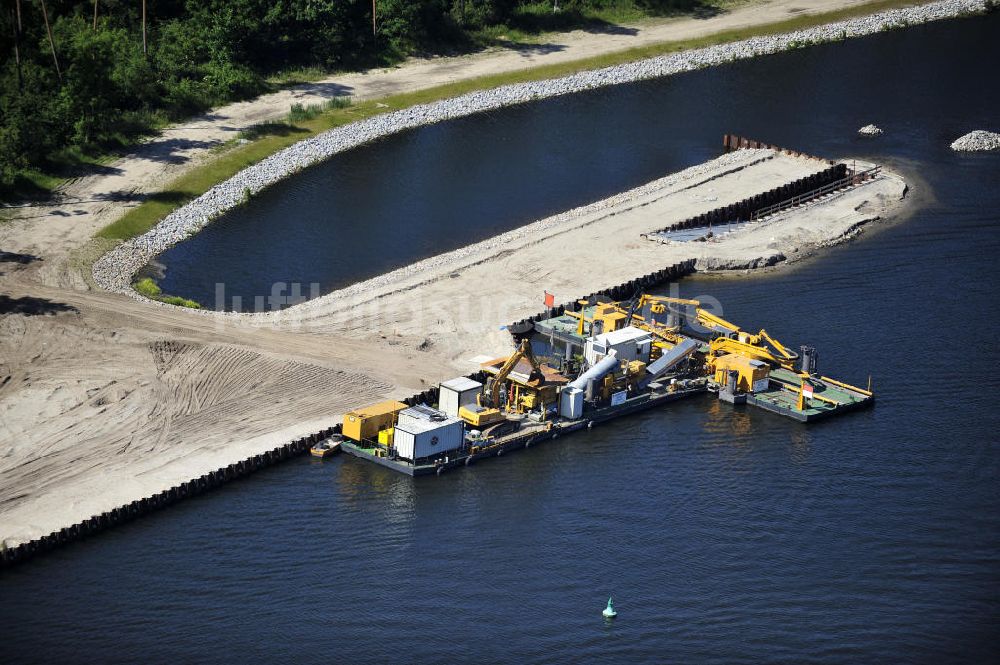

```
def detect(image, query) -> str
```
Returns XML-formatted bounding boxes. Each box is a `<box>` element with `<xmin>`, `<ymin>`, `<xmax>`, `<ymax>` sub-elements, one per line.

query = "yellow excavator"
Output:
<box><xmin>459</xmin><ymin>339</ymin><xmax>543</xmax><ymax>427</ymax></box>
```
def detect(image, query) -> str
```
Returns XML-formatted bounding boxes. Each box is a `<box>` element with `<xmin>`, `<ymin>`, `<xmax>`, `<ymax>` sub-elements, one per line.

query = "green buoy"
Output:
<box><xmin>602</xmin><ymin>596</ymin><xmax>617</xmax><ymax>619</ymax></box>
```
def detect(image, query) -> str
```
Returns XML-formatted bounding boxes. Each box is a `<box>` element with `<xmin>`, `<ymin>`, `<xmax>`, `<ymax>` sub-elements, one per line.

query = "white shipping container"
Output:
<box><xmin>438</xmin><ymin>377</ymin><xmax>483</xmax><ymax>418</ymax></box>
<box><xmin>394</xmin><ymin>419</ymin><xmax>464</xmax><ymax>461</ymax></box>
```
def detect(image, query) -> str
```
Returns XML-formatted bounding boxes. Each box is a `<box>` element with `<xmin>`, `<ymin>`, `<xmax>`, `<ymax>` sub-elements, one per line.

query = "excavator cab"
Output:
<box><xmin>460</xmin><ymin>339</ymin><xmax>544</xmax><ymax>426</ymax></box>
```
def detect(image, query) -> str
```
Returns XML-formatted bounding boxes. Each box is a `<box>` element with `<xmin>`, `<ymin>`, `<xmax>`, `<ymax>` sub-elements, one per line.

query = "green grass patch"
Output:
<box><xmin>97</xmin><ymin>0</ymin><xmax>924</xmax><ymax>244</ymax></box>
<box><xmin>0</xmin><ymin>169</ymin><xmax>65</xmax><ymax>201</ymax></box>
<box><xmin>134</xmin><ymin>277</ymin><xmax>201</xmax><ymax>308</ymax></box>
<box><xmin>134</xmin><ymin>277</ymin><xmax>162</xmax><ymax>298</ymax></box>
<box><xmin>288</xmin><ymin>97</ymin><xmax>353</xmax><ymax>122</ymax></box>
<box><xmin>265</xmin><ymin>66</ymin><xmax>330</xmax><ymax>87</ymax></box>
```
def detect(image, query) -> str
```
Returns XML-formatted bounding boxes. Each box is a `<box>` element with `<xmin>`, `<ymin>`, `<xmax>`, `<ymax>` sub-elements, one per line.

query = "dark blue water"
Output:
<box><xmin>5</xmin><ymin>14</ymin><xmax>1000</xmax><ymax>664</ymax></box>
<box><xmin>156</xmin><ymin>13</ymin><xmax>1000</xmax><ymax>312</ymax></box>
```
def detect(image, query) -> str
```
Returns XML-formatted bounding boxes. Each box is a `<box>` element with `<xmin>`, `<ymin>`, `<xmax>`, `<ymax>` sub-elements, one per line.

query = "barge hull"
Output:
<box><xmin>340</xmin><ymin>386</ymin><xmax>706</xmax><ymax>476</ymax></box>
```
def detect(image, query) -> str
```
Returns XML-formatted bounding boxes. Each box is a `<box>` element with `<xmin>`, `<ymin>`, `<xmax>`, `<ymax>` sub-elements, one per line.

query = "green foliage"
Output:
<box><xmin>134</xmin><ymin>276</ymin><xmax>201</xmax><ymax>308</ymax></box>
<box><xmin>288</xmin><ymin>102</ymin><xmax>319</xmax><ymax>122</ymax></box>
<box><xmin>0</xmin><ymin>0</ymin><xmax>910</xmax><ymax>202</ymax></box>
<box><xmin>237</xmin><ymin>122</ymin><xmax>306</xmax><ymax>141</ymax></box>
<box><xmin>0</xmin><ymin>0</ymin><xmax>737</xmax><ymax>200</ymax></box>
<box><xmin>160</xmin><ymin>295</ymin><xmax>202</xmax><ymax>309</ymax></box>
<box><xmin>288</xmin><ymin>98</ymin><xmax>351</xmax><ymax>123</ymax></box>
<box><xmin>134</xmin><ymin>277</ymin><xmax>162</xmax><ymax>298</ymax></box>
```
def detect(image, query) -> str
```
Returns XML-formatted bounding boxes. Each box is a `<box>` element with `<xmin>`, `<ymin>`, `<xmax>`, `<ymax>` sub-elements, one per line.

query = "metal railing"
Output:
<box><xmin>750</xmin><ymin>166</ymin><xmax>882</xmax><ymax>221</ymax></box>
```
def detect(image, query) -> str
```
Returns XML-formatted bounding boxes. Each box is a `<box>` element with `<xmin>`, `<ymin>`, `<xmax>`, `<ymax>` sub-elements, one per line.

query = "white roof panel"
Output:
<box><xmin>594</xmin><ymin>326</ymin><xmax>652</xmax><ymax>346</ymax></box>
<box><xmin>396</xmin><ymin>417</ymin><xmax>463</xmax><ymax>435</ymax></box>
<box><xmin>440</xmin><ymin>377</ymin><xmax>483</xmax><ymax>392</ymax></box>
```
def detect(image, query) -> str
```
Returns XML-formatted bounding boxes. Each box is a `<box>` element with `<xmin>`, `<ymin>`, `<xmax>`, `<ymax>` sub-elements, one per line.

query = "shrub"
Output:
<box><xmin>133</xmin><ymin>277</ymin><xmax>201</xmax><ymax>308</ymax></box>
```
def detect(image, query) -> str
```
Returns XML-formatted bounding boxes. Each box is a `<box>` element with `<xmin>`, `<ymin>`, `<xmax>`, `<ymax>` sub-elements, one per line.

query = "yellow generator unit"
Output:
<box><xmin>378</xmin><ymin>427</ymin><xmax>395</xmax><ymax>446</ymax></box>
<box><xmin>342</xmin><ymin>400</ymin><xmax>408</xmax><ymax>442</ymax></box>
<box><xmin>712</xmin><ymin>355</ymin><xmax>771</xmax><ymax>393</ymax></box>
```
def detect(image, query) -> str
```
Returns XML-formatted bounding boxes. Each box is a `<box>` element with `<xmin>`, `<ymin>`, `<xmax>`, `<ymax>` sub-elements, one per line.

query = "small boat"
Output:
<box><xmin>310</xmin><ymin>435</ymin><xmax>343</xmax><ymax>458</ymax></box>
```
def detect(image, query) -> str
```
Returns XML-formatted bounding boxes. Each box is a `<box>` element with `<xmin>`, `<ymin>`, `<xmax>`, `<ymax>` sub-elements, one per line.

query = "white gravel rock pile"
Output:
<box><xmin>93</xmin><ymin>0</ymin><xmax>989</xmax><ymax>303</ymax></box>
<box><xmin>950</xmin><ymin>130</ymin><xmax>1000</xmax><ymax>151</ymax></box>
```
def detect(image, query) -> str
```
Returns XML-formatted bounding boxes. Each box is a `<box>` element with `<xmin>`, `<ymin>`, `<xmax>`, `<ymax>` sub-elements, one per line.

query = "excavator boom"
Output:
<box><xmin>756</xmin><ymin>329</ymin><xmax>799</xmax><ymax>362</ymax></box>
<box><xmin>695</xmin><ymin>308</ymin><xmax>743</xmax><ymax>335</ymax></box>
<box><xmin>485</xmin><ymin>339</ymin><xmax>543</xmax><ymax>408</ymax></box>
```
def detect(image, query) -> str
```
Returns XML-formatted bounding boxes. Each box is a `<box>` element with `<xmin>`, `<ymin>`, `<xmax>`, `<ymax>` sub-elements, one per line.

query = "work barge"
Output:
<box><xmin>337</xmin><ymin>289</ymin><xmax>874</xmax><ymax>476</ymax></box>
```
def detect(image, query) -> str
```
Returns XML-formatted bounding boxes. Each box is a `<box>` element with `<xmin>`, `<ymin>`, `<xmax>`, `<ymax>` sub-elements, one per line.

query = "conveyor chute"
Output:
<box><xmin>639</xmin><ymin>338</ymin><xmax>700</xmax><ymax>388</ymax></box>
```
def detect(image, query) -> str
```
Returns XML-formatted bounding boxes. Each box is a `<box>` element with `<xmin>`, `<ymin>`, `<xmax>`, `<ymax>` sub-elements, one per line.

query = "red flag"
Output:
<box><xmin>544</xmin><ymin>291</ymin><xmax>555</xmax><ymax>308</ymax></box>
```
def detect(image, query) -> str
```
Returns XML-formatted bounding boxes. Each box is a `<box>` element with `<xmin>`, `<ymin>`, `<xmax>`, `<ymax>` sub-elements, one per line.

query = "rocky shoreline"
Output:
<box><xmin>92</xmin><ymin>0</ymin><xmax>989</xmax><ymax>303</ymax></box>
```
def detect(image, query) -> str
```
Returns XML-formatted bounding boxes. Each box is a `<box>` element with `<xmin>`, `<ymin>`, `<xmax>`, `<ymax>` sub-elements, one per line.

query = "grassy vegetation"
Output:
<box><xmin>134</xmin><ymin>277</ymin><xmax>202</xmax><ymax>308</ymax></box>
<box><xmin>97</xmin><ymin>0</ymin><xmax>923</xmax><ymax>243</ymax></box>
<box><xmin>0</xmin><ymin>148</ymin><xmax>122</xmax><ymax>202</ymax></box>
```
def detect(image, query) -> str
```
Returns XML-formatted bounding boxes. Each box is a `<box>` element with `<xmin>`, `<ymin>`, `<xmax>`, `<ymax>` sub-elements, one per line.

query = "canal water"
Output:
<box><xmin>154</xmin><ymin>13</ymin><xmax>999</xmax><ymax>312</ymax></box>
<box><xmin>6</xmin><ymin>14</ymin><xmax>1000</xmax><ymax>664</ymax></box>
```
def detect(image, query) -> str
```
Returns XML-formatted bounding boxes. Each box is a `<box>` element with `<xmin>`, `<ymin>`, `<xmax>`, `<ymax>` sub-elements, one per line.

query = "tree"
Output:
<box><xmin>39</xmin><ymin>0</ymin><xmax>61</xmax><ymax>82</ymax></box>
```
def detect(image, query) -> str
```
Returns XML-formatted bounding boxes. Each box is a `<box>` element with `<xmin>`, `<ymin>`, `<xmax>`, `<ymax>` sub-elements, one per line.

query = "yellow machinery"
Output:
<box><xmin>751</xmin><ymin>329</ymin><xmax>798</xmax><ymax>364</ymax></box>
<box><xmin>600</xmin><ymin>295</ymin><xmax>798</xmax><ymax>370</ymax></box>
<box><xmin>690</xmin><ymin>307</ymin><xmax>800</xmax><ymax>373</ymax></box>
<box><xmin>460</xmin><ymin>339</ymin><xmax>545</xmax><ymax>425</ymax></box>
<box><xmin>564</xmin><ymin>300</ymin><xmax>595</xmax><ymax>336</ymax></box>
<box><xmin>459</xmin><ymin>404</ymin><xmax>504</xmax><ymax>427</ymax></box>
<box><xmin>625</xmin><ymin>294</ymin><xmax>700</xmax><ymax>325</ymax></box>
<box><xmin>485</xmin><ymin>338</ymin><xmax>543</xmax><ymax>408</ymax></box>
<box><xmin>565</xmin><ymin>300</ymin><xmax>635</xmax><ymax>335</ymax></box>
<box><xmin>613</xmin><ymin>294</ymin><xmax>699</xmax><ymax>344</ymax></box>
<box><xmin>708</xmin><ymin>336</ymin><xmax>787</xmax><ymax>370</ymax></box>
<box><xmin>712</xmin><ymin>354</ymin><xmax>771</xmax><ymax>393</ymax></box>
<box><xmin>694</xmin><ymin>308</ymin><xmax>741</xmax><ymax>335</ymax></box>
<box><xmin>342</xmin><ymin>400</ymin><xmax>408</xmax><ymax>442</ymax></box>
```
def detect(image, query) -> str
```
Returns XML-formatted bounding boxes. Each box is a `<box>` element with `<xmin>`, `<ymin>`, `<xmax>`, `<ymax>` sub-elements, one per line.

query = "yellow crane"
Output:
<box><xmin>751</xmin><ymin>329</ymin><xmax>798</xmax><ymax>364</ymax></box>
<box><xmin>625</xmin><ymin>294</ymin><xmax>701</xmax><ymax>322</ymax></box>
<box><xmin>603</xmin><ymin>294</ymin><xmax>701</xmax><ymax>345</ymax></box>
<box><xmin>693</xmin><ymin>309</ymin><xmax>799</xmax><ymax>367</ymax></box>
<box><xmin>693</xmin><ymin>308</ymin><xmax>741</xmax><ymax>335</ymax></box>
